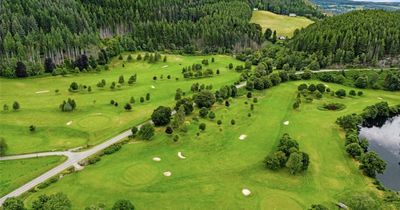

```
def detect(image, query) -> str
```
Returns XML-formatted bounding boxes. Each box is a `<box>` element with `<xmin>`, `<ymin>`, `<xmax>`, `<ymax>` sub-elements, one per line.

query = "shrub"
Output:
<box><xmin>151</xmin><ymin>106</ymin><xmax>172</xmax><ymax>126</ymax></box>
<box><xmin>199</xmin><ymin>123</ymin><xmax>206</xmax><ymax>131</ymax></box>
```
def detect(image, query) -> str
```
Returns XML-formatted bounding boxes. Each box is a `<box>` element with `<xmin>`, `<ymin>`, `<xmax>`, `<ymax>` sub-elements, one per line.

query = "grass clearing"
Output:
<box><xmin>0</xmin><ymin>54</ymin><xmax>243</xmax><ymax>155</ymax></box>
<box><xmin>250</xmin><ymin>10</ymin><xmax>314</xmax><ymax>37</ymax></box>
<box><xmin>21</xmin><ymin>81</ymin><xmax>400</xmax><ymax>209</ymax></box>
<box><xmin>0</xmin><ymin>156</ymin><xmax>65</xmax><ymax>197</ymax></box>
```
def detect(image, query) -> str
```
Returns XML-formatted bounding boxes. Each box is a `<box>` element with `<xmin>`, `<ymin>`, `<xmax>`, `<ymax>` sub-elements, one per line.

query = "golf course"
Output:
<box><xmin>0</xmin><ymin>54</ymin><xmax>243</xmax><ymax>155</ymax></box>
<box><xmin>16</xmin><ymin>79</ymin><xmax>400</xmax><ymax>209</ymax></box>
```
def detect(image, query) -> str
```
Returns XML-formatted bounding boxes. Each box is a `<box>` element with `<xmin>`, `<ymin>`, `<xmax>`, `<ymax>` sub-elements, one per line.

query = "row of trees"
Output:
<box><xmin>336</xmin><ymin>102</ymin><xmax>400</xmax><ymax>177</ymax></box>
<box><xmin>2</xmin><ymin>193</ymin><xmax>135</xmax><ymax>210</ymax></box>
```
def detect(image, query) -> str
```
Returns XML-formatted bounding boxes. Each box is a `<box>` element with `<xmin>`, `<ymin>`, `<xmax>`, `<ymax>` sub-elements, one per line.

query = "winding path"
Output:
<box><xmin>0</xmin><ymin>68</ymin><xmax>392</xmax><ymax>205</ymax></box>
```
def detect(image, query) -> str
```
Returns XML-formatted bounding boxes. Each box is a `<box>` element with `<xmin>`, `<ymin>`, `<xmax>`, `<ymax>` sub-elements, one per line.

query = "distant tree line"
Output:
<box><xmin>247</xmin><ymin>0</ymin><xmax>324</xmax><ymax>18</ymax></box>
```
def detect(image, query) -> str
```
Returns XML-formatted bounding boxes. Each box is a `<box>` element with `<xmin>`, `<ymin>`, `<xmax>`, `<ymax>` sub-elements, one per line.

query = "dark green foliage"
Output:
<box><xmin>3</xmin><ymin>197</ymin><xmax>26</xmax><ymax>210</ymax></box>
<box><xmin>291</xmin><ymin>10</ymin><xmax>400</xmax><ymax>67</ymax></box>
<box><xmin>248</xmin><ymin>0</ymin><xmax>323</xmax><ymax>18</ymax></box>
<box><xmin>264</xmin><ymin>151</ymin><xmax>287</xmax><ymax>170</ymax></box>
<box><xmin>131</xmin><ymin>127</ymin><xmax>138</xmax><ymax>136</ymax></box>
<box><xmin>309</xmin><ymin>204</ymin><xmax>329</xmax><ymax>210</ymax></box>
<box><xmin>193</xmin><ymin>91</ymin><xmax>216</xmax><ymax>108</ymax></box>
<box><xmin>165</xmin><ymin>126</ymin><xmax>174</xmax><ymax>135</ymax></box>
<box><xmin>174</xmin><ymin>98</ymin><xmax>194</xmax><ymax>115</ymax></box>
<box><xmin>31</xmin><ymin>193</ymin><xmax>71</xmax><ymax>210</ymax></box>
<box><xmin>0</xmin><ymin>0</ymin><xmax>264</xmax><ymax>77</ymax></box>
<box><xmin>138</xmin><ymin>123</ymin><xmax>155</xmax><ymax>140</ymax></box>
<box><xmin>359</xmin><ymin>152</ymin><xmax>386</xmax><ymax>177</ymax></box>
<box><xmin>59</xmin><ymin>98</ymin><xmax>76</xmax><ymax>112</ymax></box>
<box><xmin>199</xmin><ymin>123</ymin><xmax>206</xmax><ymax>131</ymax></box>
<box><xmin>12</xmin><ymin>101</ymin><xmax>20</xmax><ymax>111</ymax></box>
<box><xmin>199</xmin><ymin>107</ymin><xmax>209</xmax><ymax>118</ymax></box>
<box><xmin>277</xmin><ymin>134</ymin><xmax>299</xmax><ymax>156</ymax></box>
<box><xmin>103</xmin><ymin>144</ymin><xmax>122</xmax><ymax>155</ymax></box>
<box><xmin>124</xmin><ymin>103</ymin><xmax>132</xmax><ymax>111</ymax></box>
<box><xmin>0</xmin><ymin>137</ymin><xmax>8</xmax><ymax>156</ymax></box>
<box><xmin>112</xmin><ymin>200</ymin><xmax>135</xmax><ymax>210</ymax></box>
<box><xmin>335</xmin><ymin>89</ymin><xmax>346</xmax><ymax>98</ymax></box>
<box><xmin>346</xmin><ymin>143</ymin><xmax>363</xmax><ymax>158</ymax></box>
<box><xmin>349</xmin><ymin>90</ymin><xmax>356</xmax><ymax>96</ymax></box>
<box><xmin>151</xmin><ymin>106</ymin><xmax>172</xmax><ymax>126</ymax></box>
<box><xmin>15</xmin><ymin>61</ymin><xmax>28</xmax><ymax>77</ymax></box>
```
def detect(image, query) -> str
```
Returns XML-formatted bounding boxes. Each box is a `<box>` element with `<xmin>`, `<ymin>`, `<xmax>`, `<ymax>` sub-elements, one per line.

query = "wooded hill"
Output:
<box><xmin>0</xmin><ymin>0</ymin><xmax>265</xmax><ymax>77</ymax></box>
<box><xmin>290</xmin><ymin>10</ymin><xmax>400</xmax><ymax>67</ymax></box>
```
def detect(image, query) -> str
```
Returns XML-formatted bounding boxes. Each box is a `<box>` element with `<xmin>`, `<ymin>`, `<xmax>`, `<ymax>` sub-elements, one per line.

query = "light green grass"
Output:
<box><xmin>0</xmin><ymin>156</ymin><xmax>65</xmax><ymax>197</ymax></box>
<box><xmin>22</xmin><ymin>81</ymin><xmax>400</xmax><ymax>209</ymax></box>
<box><xmin>250</xmin><ymin>10</ymin><xmax>314</xmax><ymax>37</ymax></box>
<box><xmin>0</xmin><ymin>54</ymin><xmax>243</xmax><ymax>155</ymax></box>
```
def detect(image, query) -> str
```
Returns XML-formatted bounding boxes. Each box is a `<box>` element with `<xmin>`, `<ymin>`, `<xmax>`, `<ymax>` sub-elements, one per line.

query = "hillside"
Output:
<box><xmin>0</xmin><ymin>0</ymin><xmax>262</xmax><ymax>77</ymax></box>
<box><xmin>250</xmin><ymin>10</ymin><xmax>314</xmax><ymax>37</ymax></box>
<box><xmin>290</xmin><ymin>10</ymin><xmax>400</xmax><ymax>67</ymax></box>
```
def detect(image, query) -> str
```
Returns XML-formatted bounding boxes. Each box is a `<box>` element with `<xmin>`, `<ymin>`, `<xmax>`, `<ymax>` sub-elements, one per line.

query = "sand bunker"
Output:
<box><xmin>283</xmin><ymin>121</ymin><xmax>289</xmax><ymax>125</ymax></box>
<box><xmin>35</xmin><ymin>90</ymin><xmax>50</xmax><ymax>94</ymax></box>
<box><xmin>66</xmin><ymin>121</ymin><xmax>72</xmax><ymax>126</ymax></box>
<box><xmin>153</xmin><ymin>157</ymin><xmax>161</xmax><ymax>162</ymax></box>
<box><xmin>239</xmin><ymin>135</ymin><xmax>247</xmax><ymax>140</ymax></box>
<box><xmin>378</xmin><ymin>97</ymin><xmax>383</xmax><ymax>100</ymax></box>
<box><xmin>177</xmin><ymin>152</ymin><xmax>186</xmax><ymax>159</ymax></box>
<box><xmin>162</xmin><ymin>65</ymin><xmax>168</xmax><ymax>68</ymax></box>
<box><xmin>151</xmin><ymin>85</ymin><xmax>156</xmax><ymax>89</ymax></box>
<box><xmin>242</xmin><ymin>189</ymin><xmax>251</xmax><ymax>196</ymax></box>
<box><xmin>163</xmin><ymin>171</ymin><xmax>172</xmax><ymax>177</ymax></box>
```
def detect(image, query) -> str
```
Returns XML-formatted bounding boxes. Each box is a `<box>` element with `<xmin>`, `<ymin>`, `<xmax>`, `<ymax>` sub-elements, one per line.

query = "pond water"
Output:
<box><xmin>359</xmin><ymin>116</ymin><xmax>400</xmax><ymax>191</ymax></box>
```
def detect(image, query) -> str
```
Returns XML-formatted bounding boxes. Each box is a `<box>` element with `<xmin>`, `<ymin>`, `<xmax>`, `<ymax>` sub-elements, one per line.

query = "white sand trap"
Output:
<box><xmin>242</xmin><ymin>189</ymin><xmax>251</xmax><ymax>196</ymax></box>
<box><xmin>177</xmin><ymin>152</ymin><xmax>186</xmax><ymax>159</ymax></box>
<box><xmin>283</xmin><ymin>121</ymin><xmax>289</xmax><ymax>125</ymax></box>
<box><xmin>162</xmin><ymin>65</ymin><xmax>168</xmax><ymax>68</ymax></box>
<box><xmin>163</xmin><ymin>171</ymin><xmax>172</xmax><ymax>177</ymax></box>
<box><xmin>378</xmin><ymin>97</ymin><xmax>383</xmax><ymax>100</ymax></box>
<box><xmin>151</xmin><ymin>85</ymin><xmax>156</xmax><ymax>89</ymax></box>
<box><xmin>35</xmin><ymin>90</ymin><xmax>49</xmax><ymax>94</ymax></box>
<box><xmin>153</xmin><ymin>157</ymin><xmax>161</xmax><ymax>162</ymax></box>
<box><xmin>239</xmin><ymin>135</ymin><xmax>247</xmax><ymax>140</ymax></box>
<box><xmin>66</xmin><ymin>121</ymin><xmax>72</xmax><ymax>126</ymax></box>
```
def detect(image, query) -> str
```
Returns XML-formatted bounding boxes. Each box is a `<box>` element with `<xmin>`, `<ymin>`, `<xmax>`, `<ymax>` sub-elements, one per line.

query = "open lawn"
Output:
<box><xmin>250</xmin><ymin>10</ymin><xmax>314</xmax><ymax>37</ymax></box>
<box><xmin>21</xmin><ymin>81</ymin><xmax>400</xmax><ymax>209</ymax></box>
<box><xmin>0</xmin><ymin>156</ymin><xmax>65</xmax><ymax>197</ymax></box>
<box><xmin>0</xmin><ymin>54</ymin><xmax>243</xmax><ymax>155</ymax></box>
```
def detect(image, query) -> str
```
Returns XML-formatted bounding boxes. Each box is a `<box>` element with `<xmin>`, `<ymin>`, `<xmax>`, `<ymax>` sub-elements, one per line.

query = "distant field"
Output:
<box><xmin>22</xmin><ymin>81</ymin><xmax>400</xmax><ymax>209</ymax></box>
<box><xmin>0</xmin><ymin>54</ymin><xmax>243</xmax><ymax>155</ymax></box>
<box><xmin>250</xmin><ymin>10</ymin><xmax>314</xmax><ymax>37</ymax></box>
<box><xmin>0</xmin><ymin>156</ymin><xmax>65</xmax><ymax>197</ymax></box>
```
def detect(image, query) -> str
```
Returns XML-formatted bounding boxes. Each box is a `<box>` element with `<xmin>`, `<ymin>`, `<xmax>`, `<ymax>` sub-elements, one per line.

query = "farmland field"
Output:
<box><xmin>250</xmin><ymin>10</ymin><xmax>314</xmax><ymax>37</ymax></box>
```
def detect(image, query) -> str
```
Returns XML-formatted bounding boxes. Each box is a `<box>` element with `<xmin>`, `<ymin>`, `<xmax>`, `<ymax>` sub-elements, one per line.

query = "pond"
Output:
<box><xmin>359</xmin><ymin>116</ymin><xmax>400</xmax><ymax>191</ymax></box>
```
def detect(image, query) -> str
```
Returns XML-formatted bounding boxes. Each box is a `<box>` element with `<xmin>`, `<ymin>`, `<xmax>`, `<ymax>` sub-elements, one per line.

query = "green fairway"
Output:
<box><xmin>21</xmin><ymin>81</ymin><xmax>400</xmax><ymax>209</ymax></box>
<box><xmin>250</xmin><ymin>10</ymin><xmax>314</xmax><ymax>37</ymax></box>
<box><xmin>0</xmin><ymin>54</ymin><xmax>243</xmax><ymax>155</ymax></box>
<box><xmin>0</xmin><ymin>156</ymin><xmax>65</xmax><ymax>197</ymax></box>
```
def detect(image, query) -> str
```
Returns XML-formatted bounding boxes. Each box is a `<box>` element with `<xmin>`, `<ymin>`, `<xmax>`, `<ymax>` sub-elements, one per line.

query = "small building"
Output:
<box><xmin>289</xmin><ymin>13</ymin><xmax>297</xmax><ymax>17</ymax></box>
<box><xmin>278</xmin><ymin>36</ymin><xmax>286</xmax><ymax>40</ymax></box>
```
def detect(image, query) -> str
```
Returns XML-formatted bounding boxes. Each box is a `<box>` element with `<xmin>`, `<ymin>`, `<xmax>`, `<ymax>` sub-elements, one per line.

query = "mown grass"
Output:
<box><xmin>22</xmin><ymin>81</ymin><xmax>400</xmax><ymax>209</ymax></box>
<box><xmin>250</xmin><ymin>10</ymin><xmax>314</xmax><ymax>37</ymax></box>
<box><xmin>0</xmin><ymin>156</ymin><xmax>65</xmax><ymax>197</ymax></box>
<box><xmin>0</xmin><ymin>54</ymin><xmax>243</xmax><ymax>155</ymax></box>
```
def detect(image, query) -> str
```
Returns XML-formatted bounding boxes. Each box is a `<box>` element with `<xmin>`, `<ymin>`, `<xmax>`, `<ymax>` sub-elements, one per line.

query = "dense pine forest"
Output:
<box><xmin>290</xmin><ymin>10</ymin><xmax>400</xmax><ymax>67</ymax></box>
<box><xmin>0</xmin><ymin>0</ymin><xmax>266</xmax><ymax>77</ymax></box>
<box><xmin>248</xmin><ymin>0</ymin><xmax>324</xmax><ymax>18</ymax></box>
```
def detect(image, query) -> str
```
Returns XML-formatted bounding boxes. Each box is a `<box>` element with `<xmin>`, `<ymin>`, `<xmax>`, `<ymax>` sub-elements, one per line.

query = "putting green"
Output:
<box><xmin>21</xmin><ymin>81</ymin><xmax>400</xmax><ymax>209</ymax></box>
